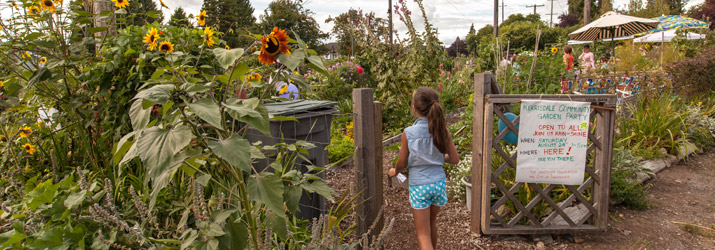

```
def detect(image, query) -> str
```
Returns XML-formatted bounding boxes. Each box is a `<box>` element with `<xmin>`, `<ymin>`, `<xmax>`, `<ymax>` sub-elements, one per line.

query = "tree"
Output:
<box><xmin>259</xmin><ymin>0</ymin><xmax>328</xmax><ymax>53</ymax></box>
<box><xmin>468</xmin><ymin>23</ymin><xmax>476</xmax><ymax>35</ymax></box>
<box><xmin>466</xmin><ymin>33</ymin><xmax>479</xmax><ymax>56</ymax></box>
<box><xmin>667</xmin><ymin>0</ymin><xmax>689</xmax><ymax>14</ymax></box>
<box><xmin>447</xmin><ymin>36</ymin><xmax>467</xmax><ymax>57</ymax></box>
<box><xmin>567</xmin><ymin>0</ymin><xmax>598</xmax><ymax>23</ymax></box>
<box><xmin>558</xmin><ymin>13</ymin><xmax>580</xmax><ymax>28</ymax></box>
<box><xmin>692</xmin><ymin>0</ymin><xmax>715</xmax><ymax>29</ymax></box>
<box><xmin>327</xmin><ymin>9</ymin><xmax>389</xmax><ymax>56</ymax></box>
<box><xmin>126</xmin><ymin>0</ymin><xmax>164</xmax><ymax>26</ymax></box>
<box><xmin>476</xmin><ymin>24</ymin><xmax>494</xmax><ymax>42</ymax></box>
<box><xmin>202</xmin><ymin>0</ymin><xmax>256</xmax><ymax>47</ymax></box>
<box><xmin>168</xmin><ymin>7</ymin><xmax>190</xmax><ymax>27</ymax></box>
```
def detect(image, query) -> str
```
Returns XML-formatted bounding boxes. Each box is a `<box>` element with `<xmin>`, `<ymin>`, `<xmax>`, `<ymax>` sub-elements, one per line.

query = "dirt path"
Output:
<box><xmin>325</xmin><ymin>147</ymin><xmax>715</xmax><ymax>249</ymax></box>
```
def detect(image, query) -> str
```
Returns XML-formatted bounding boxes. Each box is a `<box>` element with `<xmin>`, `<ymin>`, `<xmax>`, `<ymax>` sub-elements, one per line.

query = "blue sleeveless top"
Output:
<box><xmin>404</xmin><ymin>117</ymin><xmax>446</xmax><ymax>186</ymax></box>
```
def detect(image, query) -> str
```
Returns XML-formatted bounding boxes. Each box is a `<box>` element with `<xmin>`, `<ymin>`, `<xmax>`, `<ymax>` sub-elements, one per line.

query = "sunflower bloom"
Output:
<box><xmin>279</xmin><ymin>84</ymin><xmax>287</xmax><ymax>94</ymax></box>
<box><xmin>159</xmin><ymin>0</ymin><xmax>168</xmax><ymax>8</ymax></box>
<box><xmin>143</xmin><ymin>28</ymin><xmax>160</xmax><ymax>51</ymax></box>
<box><xmin>225</xmin><ymin>45</ymin><xmax>230</xmax><ymax>50</ymax></box>
<box><xmin>12</xmin><ymin>2</ymin><xmax>18</xmax><ymax>9</ymax></box>
<box><xmin>551</xmin><ymin>47</ymin><xmax>558</xmax><ymax>54</ymax></box>
<box><xmin>18</xmin><ymin>126</ymin><xmax>32</xmax><ymax>138</ymax></box>
<box><xmin>197</xmin><ymin>10</ymin><xmax>206</xmax><ymax>26</ymax></box>
<box><xmin>254</xmin><ymin>73</ymin><xmax>262</xmax><ymax>81</ymax></box>
<box><xmin>0</xmin><ymin>81</ymin><xmax>4</xmax><ymax>88</ymax></box>
<box><xmin>247</xmin><ymin>75</ymin><xmax>255</xmax><ymax>80</ymax></box>
<box><xmin>40</xmin><ymin>0</ymin><xmax>56</xmax><ymax>11</ymax></box>
<box><xmin>112</xmin><ymin>0</ymin><xmax>129</xmax><ymax>9</ymax></box>
<box><xmin>259</xmin><ymin>27</ymin><xmax>291</xmax><ymax>65</ymax></box>
<box><xmin>27</xmin><ymin>6</ymin><xmax>40</xmax><ymax>15</ymax></box>
<box><xmin>22</xmin><ymin>143</ymin><xmax>36</xmax><ymax>155</ymax></box>
<box><xmin>203</xmin><ymin>27</ymin><xmax>215</xmax><ymax>47</ymax></box>
<box><xmin>159</xmin><ymin>41</ymin><xmax>174</xmax><ymax>53</ymax></box>
<box><xmin>40</xmin><ymin>57</ymin><xmax>47</xmax><ymax>64</ymax></box>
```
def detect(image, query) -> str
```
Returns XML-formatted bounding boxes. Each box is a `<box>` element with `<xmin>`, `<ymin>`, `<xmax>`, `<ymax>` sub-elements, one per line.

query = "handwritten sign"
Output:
<box><xmin>515</xmin><ymin>100</ymin><xmax>591</xmax><ymax>185</ymax></box>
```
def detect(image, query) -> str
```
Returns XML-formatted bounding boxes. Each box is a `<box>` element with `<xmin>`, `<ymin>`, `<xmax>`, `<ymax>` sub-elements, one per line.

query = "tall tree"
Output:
<box><xmin>202</xmin><ymin>0</ymin><xmax>256</xmax><ymax>47</ymax></box>
<box><xmin>447</xmin><ymin>37</ymin><xmax>467</xmax><ymax>57</ymax></box>
<box><xmin>168</xmin><ymin>7</ymin><xmax>190</xmax><ymax>27</ymax></box>
<box><xmin>468</xmin><ymin>23</ymin><xmax>476</xmax><ymax>35</ymax></box>
<box><xmin>126</xmin><ymin>0</ymin><xmax>164</xmax><ymax>26</ymax></box>
<box><xmin>465</xmin><ymin>33</ymin><xmax>478</xmax><ymax>56</ymax></box>
<box><xmin>259</xmin><ymin>0</ymin><xmax>328</xmax><ymax>53</ymax></box>
<box><xmin>692</xmin><ymin>0</ymin><xmax>715</xmax><ymax>29</ymax></box>
<box><xmin>327</xmin><ymin>9</ymin><xmax>389</xmax><ymax>56</ymax></box>
<box><xmin>567</xmin><ymin>0</ymin><xmax>598</xmax><ymax>23</ymax></box>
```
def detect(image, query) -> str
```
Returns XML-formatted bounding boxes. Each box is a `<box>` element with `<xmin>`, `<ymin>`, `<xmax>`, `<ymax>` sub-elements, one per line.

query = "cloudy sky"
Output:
<box><xmin>1</xmin><ymin>0</ymin><xmax>706</xmax><ymax>45</ymax></box>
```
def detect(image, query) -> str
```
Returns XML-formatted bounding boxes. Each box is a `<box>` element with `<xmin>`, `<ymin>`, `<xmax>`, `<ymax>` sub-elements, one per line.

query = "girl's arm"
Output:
<box><xmin>563</xmin><ymin>54</ymin><xmax>568</xmax><ymax>65</ymax></box>
<box><xmin>389</xmin><ymin>133</ymin><xmax>409</xmax><ymax>177</ymax></box>
<box><xmin>444</xmin><ymin>133</ymin><xmax>460</xmax><ymax>164</ymax></box>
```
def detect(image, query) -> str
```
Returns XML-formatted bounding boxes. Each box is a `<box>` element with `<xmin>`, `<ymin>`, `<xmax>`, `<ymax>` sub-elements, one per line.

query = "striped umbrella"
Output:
<box><xmin>645</xmin><ymin>15</ymin><xmax>709</xmax><ymax>34</ymax></box>
<box><xmin>569</xmin><ymin>11</ymin><xmax>660</xmax><ymax>41</ymax></box>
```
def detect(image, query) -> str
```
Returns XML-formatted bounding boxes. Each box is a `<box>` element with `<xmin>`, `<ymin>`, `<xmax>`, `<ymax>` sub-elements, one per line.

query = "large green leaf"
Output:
<box><xmin>130</xmin><ymin>97</ymin><xmax>153</xmax><ymax>128</ymax></box>
<box><xmin>113</xmin><ymin>131</ymin><xmax>136</xmax><ymax>166</ymax></box>
<box><xmin>223</xmin><ymin>98</ymin><xmax>270</xmax><ymax>135</ymax></box>
<box><xmin>217</xmin><ymin>218</ymin><xmax>248</xmax><ymax>250</ymax></box>
<box><xmin>0</xmin><ymin>230</ymin><xmax>27</xmax><ymax>249</ymax></box>
<box><xmin>24</xmin><ymin>179</ymin><xmax>58</xmax><ymax>211</ymax></box>
<box><xmin>301</xmin><ymin>180</ymin><xmax>334</xmax><ymax>202</ymax></box>
<box><xmin>134</xmin><ymin>84</ymin><xmax>175</xmax><ymax>104</ymax></box>
<box><xmin>247</xmin><ymin>173</ymin><xmax>285</xmax><ymax>217</ymax></box>
<box><xmin>207</xmin><ymin>135</ymin><xmax>251</xmax><ymax>172</ymax></box>
<box><xmin>212</xmin><ymin>48</ymin><xmax>245</xmax><ymax>70</ymax></box>
<box><xmin>30</xmin><ymin>227</ymin><xmax>69</xmax><ymax>250</ymax></box>
<box><xmin>188</xmin><ymin>98</ymin><xmax>223</xmax><ymax>129</ymax></box>
<box><xmin>283</xmin><ymin>185</ymin><xmax>302</xmax><ymax>214</ymax></box>
<box><xmin>136</xmin><ymin>126</ymin><xmax>192</xmax><ymax>179</ymax></box>
<box><xmin>149</xmin><ymin>152</ymin><xmax>188</xmax><ymax>211</ymax></box>
<box><xmin>307</xmin><ymin>55</ymin><xmax>328</xmax><ymax>75</ymax></box>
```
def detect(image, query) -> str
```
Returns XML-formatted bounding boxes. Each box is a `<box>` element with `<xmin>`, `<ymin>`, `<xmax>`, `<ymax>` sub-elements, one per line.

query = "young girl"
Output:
<box><xmin>388</xmin><ymin>87</ymin><xmax>460</xmax><ymax>250</ymax></box>
<box><xmin>563</xmin><ymin>45</ymin><xmax>574</xmax><ymax>71</ymax></box>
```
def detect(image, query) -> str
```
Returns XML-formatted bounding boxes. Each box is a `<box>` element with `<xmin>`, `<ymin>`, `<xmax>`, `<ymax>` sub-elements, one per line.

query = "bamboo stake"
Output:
<box><xmin>527</xmin><ymin>25</ymin><xmax>542</xmax><ymax>91</ymax></box>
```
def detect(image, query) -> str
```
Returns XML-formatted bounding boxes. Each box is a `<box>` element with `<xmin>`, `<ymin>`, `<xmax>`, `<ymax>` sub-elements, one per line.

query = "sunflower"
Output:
<box><xmin>41</xmin><ymin>0</ymin><xmax>56</xmax><ymax>11</ymax></box>
<box><xmin>40</xmin><ymin>57</ymin><xmax>47</xmax><ymax>64</ymax></box>
<box><xmin>0</xmin><ymin>81</ymin><xmax>3</xmax><ymax>87</ymax></box>
<box><xmin>27</xmin><ymin>6</ymin><xmax>40</xmax><ymax>15</ymax></box>
<box><xmin>143</xmin><ymin>28</ymin><xmax>160</xmax><ymax>51</ymax></box>
<box><xmin>18</xmin><ymin>126</ymin><xmax>32</xmax><ymax>138</ymax></box>
<box><xmin>258</xmin><ymin>27</ymin><xmax>291</xmax><ymax>65</ymax></box>
<box><xmin>225</xmin><ymin>45</ymin><xmax>230</xmax><ymax>50</ymax></box>
<box><xmin>197</xmin><ymin>10</ymin><xmax>206</xmax><ymax>26</ymax></box>
<box><xmin>159</xmin><ymin>0</ymin><xmax>168</xmax><ymax>8</ymax></box>
<box><xmin>12</xmin><ymin>2</ymin><xmax>18</xmax><ymax>9</ymax></box>
<box><xmin>22</xmin><ymin>143</ymin><xmax>36</xmax><ymax>155</ymax></box>
<box><xmin>551</xmin><ymin>47</ymin><xmax>558</xmax><ymax>54</ymax></box>
<box><xmin>112</xmin><ymin>0</ymin><xmax>128</xmax><ymax>9</ymax></box>
<box><xmin>159</xmin><ymin>41</ymin><xmax>174</xmax><ymax>53</ymax></box>
<box><xmin>279</xmin><ymin>84</ymin><xmax>288</xmax><ymax>94</ymax></box>
<box><xmin>247</xmin><ymin>75</ymin><xmax>255</xmax><ymax>80</ymax></box>
<box><xmin>203</xmin><ymin>27</ymin><xmax>215</xmax><ymax>47</ymax></box>
<box><xmin>253</xmin><ymin>73</ymin><xmax>262</xmax><ymax>81</ymax></box>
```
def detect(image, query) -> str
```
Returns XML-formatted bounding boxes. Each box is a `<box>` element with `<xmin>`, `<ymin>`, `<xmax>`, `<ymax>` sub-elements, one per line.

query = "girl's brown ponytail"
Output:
<box><xmin>413</xmin><ymin>87</ymin><xmax>449</xmax><ymax>154</ymax></box>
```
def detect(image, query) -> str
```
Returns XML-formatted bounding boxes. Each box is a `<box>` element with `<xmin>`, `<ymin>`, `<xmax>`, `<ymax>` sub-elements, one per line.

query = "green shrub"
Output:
<box><xmin>327</xmin><ymin>122</ymin><xmax>354</xmax><ymax>164</ymax></box>
<box><xmin>610</xmin><ymin>147</ymin><xmax>652</xmax><ymax>210</ymax></box>
<box><xmin>667</xmin><ymin>47</ymin><xmax>715</xmax><ymax>97</ymax></box>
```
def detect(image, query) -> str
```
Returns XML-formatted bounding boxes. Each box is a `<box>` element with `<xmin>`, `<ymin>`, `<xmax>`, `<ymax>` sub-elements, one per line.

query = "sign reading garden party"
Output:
<box><xmin>515</xmin><ymin>100</ymin><xmax>591</xmax><ymax>185</ymax></box>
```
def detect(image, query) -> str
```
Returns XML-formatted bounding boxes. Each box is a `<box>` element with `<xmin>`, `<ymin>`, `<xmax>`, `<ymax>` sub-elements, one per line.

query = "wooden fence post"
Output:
<box><xmin>373</xmin><ymin>101</ymin><xmax>384</xmax><ymax>236</ymax></box>
<box><xmin>471</xmin><ymin>73</ymin><xmax>491</xmax><ymax>234</ymax></box>
<box><xmin>353</xmin><ymin>88</ymin><xmax>378</xmax><ymax>238</ymax></box>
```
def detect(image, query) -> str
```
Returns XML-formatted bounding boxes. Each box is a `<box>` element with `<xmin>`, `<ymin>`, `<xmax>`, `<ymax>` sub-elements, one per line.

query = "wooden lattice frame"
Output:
<box><xmin>470</xmin><ymin>73</ymin><xmax>617</xmax><ymax>234</ymax></box>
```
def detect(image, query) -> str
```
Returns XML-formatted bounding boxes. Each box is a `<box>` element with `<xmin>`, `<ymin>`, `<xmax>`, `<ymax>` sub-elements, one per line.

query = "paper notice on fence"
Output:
<box><xmin>515</xmin><ymin>100</ymin><xmax>591</xmax><ymax>185</ymax></box>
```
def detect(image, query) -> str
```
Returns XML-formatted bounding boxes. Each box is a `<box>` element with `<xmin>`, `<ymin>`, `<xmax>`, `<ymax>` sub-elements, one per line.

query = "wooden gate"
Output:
<box><xmin>470</xmin><ymin>72</ymin><xmax>617</xmax><ymax>234</ymax></box>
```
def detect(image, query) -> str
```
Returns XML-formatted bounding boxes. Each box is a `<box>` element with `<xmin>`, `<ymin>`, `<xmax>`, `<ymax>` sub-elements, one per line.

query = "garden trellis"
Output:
<box><xmin>470</xmin><ymin>72</ymin><xmax>617</xmax><ymax>234</ymax></box>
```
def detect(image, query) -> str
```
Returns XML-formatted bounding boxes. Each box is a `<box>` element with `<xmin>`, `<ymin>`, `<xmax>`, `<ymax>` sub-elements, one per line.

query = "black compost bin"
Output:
<box><xmin>244</xmin><ymin>100</ymin><xmax>337</xmax><ymax>220</ymax></box>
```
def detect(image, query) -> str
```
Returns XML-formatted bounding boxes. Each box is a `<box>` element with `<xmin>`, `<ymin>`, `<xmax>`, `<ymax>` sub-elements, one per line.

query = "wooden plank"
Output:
<box><xmin>484</xmin><ymin>225</ymin><xmax>601</xmax><ymax>235</ymax></box>
<box><xmin>480</xmin><ymin>101</ymin><xmax>495</xmax><ymax>232</ymax></box>
<box><xmin>471</xmin><ymin>73</ymin><xmax>490</xmax><ymax>233</ymax></box>
<box><xmin>352</xmin><ymin>88</ymin><xmax>376</xmax><ymax>236</ymax></box>
<box><xmin>487</xmin><ymin>94</ymin><xmax>616</xmax><ymax>104</ymax></box>
<box><xmin>372</xmin><ymin>101</ymin><xmax>384</xmax><ymax>237</ymax></box>
<box><xmin>596</xmin><ymin>108</ymin><xmax>616</xmax><ymax>230</ymax></box>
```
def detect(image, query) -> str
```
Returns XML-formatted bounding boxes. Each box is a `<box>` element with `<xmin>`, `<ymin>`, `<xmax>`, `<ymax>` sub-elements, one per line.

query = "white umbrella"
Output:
<box><xmin>633</xmin><ymin>29</ymin><xmax>706</xmax><ymax>43</ymax></box>
<box><xmin>568</xmin><ymin>35</ymin><xmax>635</xmax><ymax>45</ymax></box>
<box><xmin>569</xmin><ymin>11</ymin><xmax>659</xmax><ymax>69</ymax></box>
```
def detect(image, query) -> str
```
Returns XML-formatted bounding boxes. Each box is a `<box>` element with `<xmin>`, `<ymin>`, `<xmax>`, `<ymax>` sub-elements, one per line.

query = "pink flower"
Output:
<box><xmin>439</xmin><ymin>63</ymin><xmax>443</xmax><ymax>67</ymax></box>
<box><xmin>440</xmin><ymin>70</ymin><xmax>444</xmax><ymax>75</ymax></box>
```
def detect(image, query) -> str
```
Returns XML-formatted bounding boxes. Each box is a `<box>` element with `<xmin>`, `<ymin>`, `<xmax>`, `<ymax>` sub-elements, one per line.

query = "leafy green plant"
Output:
<box><xmin>609</xmin><ymin>147</ymin><xmax>652</xmax><ymax>210</ymax></box>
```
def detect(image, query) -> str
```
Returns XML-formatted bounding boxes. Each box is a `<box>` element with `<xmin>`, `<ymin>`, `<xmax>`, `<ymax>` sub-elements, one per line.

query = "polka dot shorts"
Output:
<box><xmin>408</xmin><ymin>178</ymin><xmax>448</xmax><ymax>210</ymax></box>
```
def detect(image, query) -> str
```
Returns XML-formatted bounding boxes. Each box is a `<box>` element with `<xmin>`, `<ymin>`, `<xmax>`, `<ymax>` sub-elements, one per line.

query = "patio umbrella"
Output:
<box><xmin>569</xmin><ymin>11</ymin><xmax>659</xmax><ymax>63</ymax></box>
<box><xmin>644</xmin><ymin>15</ymin><xmax>709</xmax><ymax>34</ymax></box>
<box><xmin>633</xmin><ymin>29</ymin><xmax>706</xmax><ymax>43</ymax></box>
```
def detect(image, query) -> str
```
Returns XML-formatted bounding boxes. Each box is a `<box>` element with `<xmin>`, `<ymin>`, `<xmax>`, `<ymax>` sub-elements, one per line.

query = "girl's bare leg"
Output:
<box><xmin>430</xmin><ymin>205</ymin><xmax>441</xmax><ymax>249</ymax></box>
<box><xmin>412</xmin><ymin>208</ymin><xmax>434</xmax><ymax>250</ymax></box>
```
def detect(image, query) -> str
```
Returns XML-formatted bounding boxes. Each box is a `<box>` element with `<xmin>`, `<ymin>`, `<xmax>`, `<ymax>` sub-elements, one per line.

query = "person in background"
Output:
<box><xmin>563</xmin><ymin>45</ymin><xmax>574</xmax><ymax>71</ymax></box>
<box><xmin>579</xmin><ymin>44</ymin><xmax>596</xmax><ymax>72</ymax></box>
<box><xmin>599</xmin><ymin>56</ymin><xmax>609</xmax><ymax>70</ymax></box>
